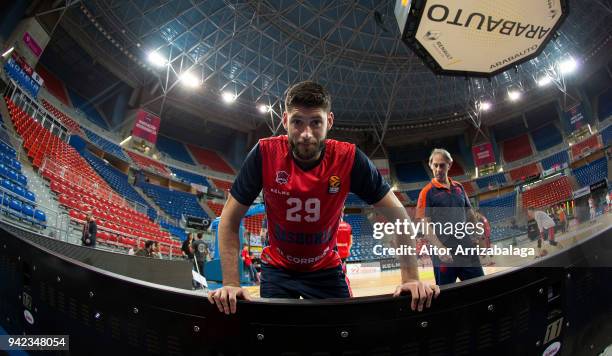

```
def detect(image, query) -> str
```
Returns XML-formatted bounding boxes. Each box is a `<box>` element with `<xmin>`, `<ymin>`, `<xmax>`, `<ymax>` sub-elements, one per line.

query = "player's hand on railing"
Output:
<box><xmin>207</xmin><ymin>286</ymin><xmax>252</xmax><ymax>314</ymax></box>
<box><xmin>392</xmin><ymin>280</ymin><xmax>440</xmax><ymax>312</ymax></box>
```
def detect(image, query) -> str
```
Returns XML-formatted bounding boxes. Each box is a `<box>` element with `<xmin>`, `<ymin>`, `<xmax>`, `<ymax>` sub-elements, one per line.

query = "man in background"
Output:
<box><xmin>527</xmin><ymin>207</ymin><xmax>558</xmax><ymax>257</ymax></box>
<box><xmin>81</xmin><ymin>212</ymin><xmax>97</xmax><ymax>248</ymax></box>
<box><xmin>192</xmin><ymin>233</ymin><xmax>209</xmax><ymax>288</ymax></box>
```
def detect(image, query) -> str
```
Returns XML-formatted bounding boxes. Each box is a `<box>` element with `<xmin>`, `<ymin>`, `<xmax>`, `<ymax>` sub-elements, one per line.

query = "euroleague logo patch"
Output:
<box><xmin>328</xmin><ymin>175</ymin><xmax>341</xmax><ymax>194</ymax></box>
<box><xmin>275</xmin><ymin>171</ymin><xmax>289</xmax><ymax>185</ymax></box>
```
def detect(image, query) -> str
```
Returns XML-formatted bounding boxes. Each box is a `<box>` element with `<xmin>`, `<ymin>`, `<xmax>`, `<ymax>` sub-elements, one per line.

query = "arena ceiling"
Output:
<box><xmin>36</xmin><ymin>0</ymin><xmax>612</xmax><ymax>138</ymax></box>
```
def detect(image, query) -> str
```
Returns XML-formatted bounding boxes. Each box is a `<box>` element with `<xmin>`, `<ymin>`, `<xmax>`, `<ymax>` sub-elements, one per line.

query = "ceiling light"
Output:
<box><xmin>559</xmin><ymin>57</ymin><xmax>577</xmax><ymax>74</ymax></box>
<box><xmin>537</xmin><ymin>75</ymin><xmax>552</xmax><ymax>87</ymax></box>
<box><xmin>258</xmin><ymin>104</ymin><xmax>270</xmax><ymax>113</ymax></box>
<box><xmin>147</xmin><ymin>51</ymin><xmax>167</xmax><ymax>67</ymax></box>
<box><xmin>508</xmin><ymin>90</ymin><xmax>521</xmax><ymax>101</ymax></box>
<box><xmin>179</xmin><ymin>72</ymin><xmax>201</xmax><ymax>88</ymax></box>
<box><xmin>479</xmin><ymin>101</ymin><xmax>492</xmax><ymax>111</ymax></box>
<box><xmin>1</xmin><ymin>46</ymin><xmax>14</xmax><ymax>58</ymax></box>
<box><xmin>222</xmin><ymin>92</ymin><xmax>236</xmax><ymax>103</ymax></box>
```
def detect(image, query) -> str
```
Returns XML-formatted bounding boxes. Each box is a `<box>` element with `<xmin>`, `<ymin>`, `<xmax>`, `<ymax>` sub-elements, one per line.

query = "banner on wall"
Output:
<box><xmin>564</xmin><ymin>103</ymin><xmax>586</xmax><ymax>132</ymax></box>
<box><xmin>132</xmin><ymin>110</ymin><xmax>161</xmax><ymax>144</ymax></box>
<box><xmin>471</xmin><ymin>142</ymin><xmax>496</xmax><ymax>166</ymax></box>
<box><xmin>23</xmin><ymin>32</ymin><xmax>42</xmax><ymax>58</ymax></box>
<box><xmin>372</xmin><ymin>159</ymin><xmax>391</xmax><ymax>182</ymax></box>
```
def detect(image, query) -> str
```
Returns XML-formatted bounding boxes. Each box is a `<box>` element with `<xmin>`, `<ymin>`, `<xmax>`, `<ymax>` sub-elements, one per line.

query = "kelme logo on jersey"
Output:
<box><xmin>328</xmin><ymin>175</ymin><xmax>341</xmax><ymax>194</ymax></box>
<box><xmin>275</xmin><ymin>170</ymin><xmax>290</xmax><ymax>185</ymax></box>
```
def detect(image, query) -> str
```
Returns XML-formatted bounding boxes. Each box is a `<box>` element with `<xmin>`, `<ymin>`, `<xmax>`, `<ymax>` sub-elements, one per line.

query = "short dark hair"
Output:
<box><xmin>145</xmin><ymin>240</ymin><xmax>155</xmax><ymax>249</ymax></box>
<box><xmin>284</xmin><ymin>81</ymin><xmax>331</xmax><ymax>112</ymax></box>
<box><xmin>197</xmin><ymin>232</ymin><xmax>203</xmax><ymax>239</ymax></box>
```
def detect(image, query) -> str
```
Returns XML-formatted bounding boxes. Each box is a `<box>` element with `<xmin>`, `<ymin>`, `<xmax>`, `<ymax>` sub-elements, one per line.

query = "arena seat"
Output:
<box><xmin>80</xmin><ymin>149</ymin><xmax>157</xmax><ymax>219</ymax></box>
<box><xmin>66</xmin><ymin>88</ymin><xmax>109</xmax><ymax>130</ymax></box>
<box><xmin>344</xmin><ymin>214</ymin><xmax>380</xmax><ymax>262</ymax></box>
<box><xmin>41</xmin><ymin>99</ymin><xmax>84</xmax><ymax>135</ymax></box>
<box><xmin>602</xmin><ymin>125</ymin><xmax>612</xmax><ymax>146</ymax></box>
<box><xmin>345</xmin><ymin>193</ymin><xmax>367</xmax><ymax>207</ymax></box>
<box><xmin>490</xmin><ymin>226</ymin><xmax>525</xmax><ymax>241</ymax></box>
<box><xmin>508</xmin><ymin>163</ymin><xmax>540</xmax><ymax>182</ymax></box>
<box><xmin>210</xmin><ymin>178</ymin><xmax>232</xmax><ymax>191</ymax></box>
<box><xmin>82</xmin><ymin>127</ymin><xmax>129</xmax><ymax>161</ymax></box>
<box><xmin>395</xmin><ymin>162</ymin><xmax>430</xmax><ymax>183</ymax></box>
<box><xmin>405</xmin><ymin>189</ymin><xmax>421</xmax><ymax>202</ymax></box>
<box><xmin>541</xmin><ymin>151</ymin><xmax>569</xmax><ymax>170</ymax></box>
<box><xmin>126</xmin><ymin>151</ymin><xmax>170</xmax><ymax>176</ymax></box>
<box><xmin>570</xmin><ymin>135</ymin><xmax>601</xmax><ymax>159</ymax></box>
<box><xmin>531</xmin><ymin>123</ymin><xmax>563</xmax><ymax>151</ymax></box>
<box><xmin>3</xmin><ymin>59</ymin><xmax>40</xmax><ymax>97</ymax></box>
<box><xmin>138</xmin><ymin>181</ymin><xmax>208</xmax><ymax>220</ymax></box>
<box><xmin>156</xmin><ymin>136</ymin><xmax>195</xmax><ymax>165</ymax></box>
<box><xmin>572</xmin><ymin>157</ymin><xmax>608</xmax><ymax>187</ymax></box>
<box><xmin>521</xmin><ymin>176</ymin><xmax>572</xmax><ymax>209</ymax></box>
<box><xmin>447</xmin><ymin>161</ymin><xmax>465</xmax><ymax>177</ymax></box>
<box><xmin>502</xmin><ymin>134</ymin><xmax>532</xmax><ymax>162</ymax></box>
<box><xmin>478</xmin><ymin>192</ymin><xmax>517</xmax><ymax>223</ymax></box>
<box><xmin>36</xmin><ymin>65</ymin><xmax>71</xmax><ymax>106</ymax></box>
<box><xmin>187</xmin><ymin>144</ymin><xmax>235</xmax><ymax>174</ymax></box>
<box><xmin>207</xmin><ymin>201</ymin><xmax>224</xmax><ymax>217</ymax></box>
<box><xmin>169</xmin><ymin>166</ymin><xmax>210</xmax><ymax>187</ymax></box>
<box><xmin>475</xmin><ymin>173</ymin><xmax>507</xmax><ymax>189</ymax></box>
<box><xmin>244</xmin><ymin>214</ymin><xmax>264</xmax><ymax>235</ymax></box>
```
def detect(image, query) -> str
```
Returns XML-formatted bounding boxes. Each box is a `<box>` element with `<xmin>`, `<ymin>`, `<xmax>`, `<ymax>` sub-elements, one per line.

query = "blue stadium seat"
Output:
<box><xmin>531</xmin><ymin>124</ymin><xmax>563</xmax><ymax>151</ymax></box>
<box><xmin>396</xmin><ymin>162</ymin><xmax>430</xmax><ymax>183</ymax></box>
<box><xmin>345</xmin><ymin>193</ymin><xmax>367</xmax><ymax>207</ymax></box>
<box><xmin>406</xmin><ymin>189</ymin><xmax>421</xmax><ymax>202</ymax></box>
<box><xmin>139</xmin><ymin>181</ymin><xmax>208</xmax><ymax>221</ymax></box>
<box><xmin>9</xmin><ymin>199</ymin><xmax>22</xmax><ymax>214</ymax></box>
<box><xmin>25</xmin><ymin>190</ymin><xmax>36</xmax><ymax>202</ymax></box>
<box><xmin>475</xmin><ymin>173</ymin><xmax>507</xmax><ymax>189</ymax></box>
<box><xmin>34</xmin><ymin>209</ymin><xmax>46</xmax><ymax>224</ymax></box>
<box><xmin>169</xmin><ymin>167</ymin><xmax>210</xmax><ymax>187</ymax></box>
<box><xmin>13</xmin><ymin>185</ymin><xmax>24</xmax><ymax>198</ymax></box>
<box><xmin>572</xmin><ymin>158</ymin><xmax>608</xmax><ymax>187</ymax></box>
<box><xmin>17</xmin><ymin>174</ymin><xmax>27</xmax><ymax>186</ymax></box>
<box><xmin>541</xmin><ymin>151</ymin><xmax>569</xmax><ymax>170</ymax></box>
<box><xmin>21</xmin><ymin>204</ymin><xmax>34</xmax><ymax>218</ymax></box>
<box><xmin>478</xmin><ymin>192</ymin><xmax>517</xmax><ymax>223</ymax></box>
<box><xmin>157</xmin><ymin>136</ymin><xmax>196</xmax><ymax>165</ymax></box>
<box><xmin>159</xmin><ymin>220</ymin><xmax>187</xmax><ymax>240</ymax></box>
<box><xmin>2</xmin><ymin>195</ymin><xmax>11</xmax><ymax>207</ymax></box>
<box><xmin>81</xmin><ymin>128</ymin><xmax>129</xmax><ymax>161</ymax></box>
<box><xmin>80</xmin><ymin>150</ymin><xmax>157</xmax><ymax>220</ymax></box>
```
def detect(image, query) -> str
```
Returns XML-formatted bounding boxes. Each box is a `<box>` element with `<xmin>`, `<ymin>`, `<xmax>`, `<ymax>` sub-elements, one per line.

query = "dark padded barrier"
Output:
<box><xmin>0</xmin><ymin>223</ymin><xmax>611</xmax><ymax>355</ymax></box>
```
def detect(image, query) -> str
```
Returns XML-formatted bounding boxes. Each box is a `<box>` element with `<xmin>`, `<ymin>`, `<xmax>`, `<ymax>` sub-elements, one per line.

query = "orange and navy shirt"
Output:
<box><xmin>416</xmin><ymin>178</ymin><xmax>473</xmax><ymax>248</ymax></box>
<box><xmin>230</xmin><ymin>136</ymin><xmax>389</xmax><ymax>272</ymax></box>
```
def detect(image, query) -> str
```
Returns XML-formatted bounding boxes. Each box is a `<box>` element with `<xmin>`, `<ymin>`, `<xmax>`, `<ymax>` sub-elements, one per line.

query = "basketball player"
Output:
<box><xmin>208</xmin><ymin>81</ymin><xmax>439</xmax><ymax>314</ymax></box>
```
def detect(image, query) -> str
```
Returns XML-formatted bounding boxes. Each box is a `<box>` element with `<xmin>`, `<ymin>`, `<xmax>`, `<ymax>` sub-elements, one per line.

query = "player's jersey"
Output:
<box><xmin>259</xmin><ymin>135</ymin><xmax>355</xmax><ymax>272</ymax></box>
<box><xmin>336</xmin><ymin>221</ymin><xmax>352</xmax><ymax>259</ymax></box>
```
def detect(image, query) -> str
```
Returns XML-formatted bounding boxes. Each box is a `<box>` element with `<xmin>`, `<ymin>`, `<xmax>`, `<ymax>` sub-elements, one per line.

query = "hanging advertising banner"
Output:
<box><xmin>564</xmin><ymin>103</ymin><xmax>586</xmax><ymax>132</ymax></box>
<box><xmin>23</xmin><ymin>32</ymin><xmax>42</xmax><ymax>58</ymax></box>
<box><xmin>132</xmin><ymin>110</ymin><xmax>161</xmax><ymax>144</ymax></box>
<box><xmin>372</xmin><ymin>159</ymin><xmax>391</xmax><ymax>182</ymax></box>
<box><xmin>472</xmin><ymin>142</ymin><xmax>496</xmax><ymax>166</ymax></box>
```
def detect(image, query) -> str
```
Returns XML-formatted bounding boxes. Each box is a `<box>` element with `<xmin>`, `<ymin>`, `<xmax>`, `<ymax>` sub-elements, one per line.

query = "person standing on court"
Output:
<box><xmin>208</xmin><ymin>81</ymin><xmax>439</xmax><ymax>314</ymax></box>
<box><xmin>416</xmin><ymin>149</ymin><xmax>484</xmax><ymax>285</ymax></box>
<box><xmin>527</xmin><ymin>207</ymin><xmax>558</xmax><ymax>257</ymax></box>
<box><xmin>81</xmin><ymin>212</ymin><xmax>97</xmax><ymax>248</ymax></box>
<box><xmin>336</xmin><ymin>213</ymin><xmax>353</xmax><ymax>265</ymax></box>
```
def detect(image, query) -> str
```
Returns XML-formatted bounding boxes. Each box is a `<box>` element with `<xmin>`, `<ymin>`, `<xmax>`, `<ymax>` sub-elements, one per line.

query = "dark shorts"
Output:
<box><xmin>431</xmin><ymin>255</ymin><xmax>484</xmax><ymax>286</ymax></box>
<box><xmin>260</xmin><ymin>264</ymin><xmax>351</xmax><ymax>299</ymax></box>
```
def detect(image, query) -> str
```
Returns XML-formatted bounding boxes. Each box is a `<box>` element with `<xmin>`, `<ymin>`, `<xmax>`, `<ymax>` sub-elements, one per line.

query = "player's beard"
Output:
<box><xmin>289</xmin><ymin>136</ymin><xmax>326</xmax><ymax>162</ymax></box>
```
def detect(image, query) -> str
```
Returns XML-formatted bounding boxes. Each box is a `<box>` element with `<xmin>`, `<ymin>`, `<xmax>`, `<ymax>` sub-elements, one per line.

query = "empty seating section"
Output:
<box><xmin>396</xmin><ymin>162</ymin><xmax>430</xmax><ymax>183</ymax></box>
<box><xmin>41</xmin><ymin>99</ymin><xmax>83</xmax><ymax>135</ymax></box>
<box><xmin>521</xmin><ymin>176</ymin><xmax>572</xmax><ymax>209</ymax></box>
<box><xmin>66</xmin><ymin>88</ymin><xmax>109</xmax><ymax>129</ymax></box>
<box><xmin>502</xmin><ymin>134</ymin><xmax>532</xmax><ymax>163</ymax></box>
<box><xmin>207</xmin><ymin>201</ymin><xmax>224</xmax><ymax>217</ymax></box>
<box><xmin>447</xmin><ymin>161</ymin><xmax>465</xmax><ymax>177</ymax></box>
<box><xmin>541</xmin><ymin>151</ymin><xmax>569</xmax><ymax>170</ymax></box>
<box><xmin>393</xmin><ymin>191</ymin><xmax>407</xmax><ymax>203</ymax></box>
<box><xmin>491</xmin><ymin>226</ymin><xmax>525</xmax><ymax>242</ymax></box>
<box><xmin>138</xmin><ymin>181</ymin><xmax>207</xmax><ymax>220</ymax></box>
<box><xmin>187</xmin><ymin>144</ymin><xmax>235</xmax><ymax>174</ymax></box>
<box><xmin>570</xmin><ymin>135</ymin><xmax>601</xmax><ymax>159</ymax></box>
<box><xmin>82</xmin><ymin>127</ymin><xmax>129</xmax><ymax>161</ymax></box>
<box><xmin>4</xmin><ymin>58</ymin><xmax>40</xmax><ymax>97</ymax></box>
<box><xmin>126</xmin><ymin>151</ymin><xmax>170</xmax><ymax>176</ymax></box>
<box><xmin>244</xmin><ymin>214</ymin><xmax>264</xmax><ymax>235</ymax></box>
<box><xmin>478</xmin><ymin>192</ymin><xmax>517</xmax><ymax>223</ymax></box>
<box><xmin>344</xmin><ymin>214</ymin><xmax>379</xmax><ymax>262</ymax></box>
<box><xmin>159</xmin><ymin>220</ymin><xmax>187</xmax><ymax>241</ymax></box>
<box><xmin>602</xmin><ymin>125</ymin><xmax>612</xmax><ymax>146</ymax></box>
<box><xmin>508</xmin><ymin>163</ymin><xmax>540</xmax><ymax>182</ymax></box>
<box><xmin>345</xmin><ymin>193</ymin><xmax>367</xmax><ymax>207</ymax></box>
<box><xmin>211</xmin><ymin>178</ymin><xmax>232</xmax><ymax>191</ymax></box>
<box><xmin>6</xmin><ymin>98</ymin><xmax>181</xmax><ymax>255</ymax></box>
<box><xmin>36</xmin><ymin>65</ymin><xmax>70</xmax><ymax>106</ymax></box>
<box><xmin>531</xmin><ymin>124</ymin><xmax>563</xmax><ymax>151</ymax></box>
<box><xmin>80</xmin><ymin>150</ymin><xmax>157</xmax><ymax>220</ymax></box>
<box><xmin>572</xmin><ymin>158</ymin><xmax>608</xmax><ymax>187</ymax></box>
<box><xmin>156</xmin><ymin>136</ymin><xmax>195</xmax><ymax>165</ymax></box>
<box><xmin>169</xmin><ymin>167</ymin><xmax>210</xmax><ymax>187</ymax></box>
<box><xmin>475</xmin><ymin>173</ymin><xmax>507</xmax><ymax>189</ymax></box>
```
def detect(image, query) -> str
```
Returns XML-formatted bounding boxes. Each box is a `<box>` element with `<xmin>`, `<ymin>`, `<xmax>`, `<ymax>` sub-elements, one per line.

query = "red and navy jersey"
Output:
<box><xmin>231</xmin><ymin>135</ymin><xmax>390</xmax><ymax>272</ymax></box>
<box><xmin>259</xmin><ymin>136</ymin><xmax>354</xmax><ymax>271</ymax></box>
